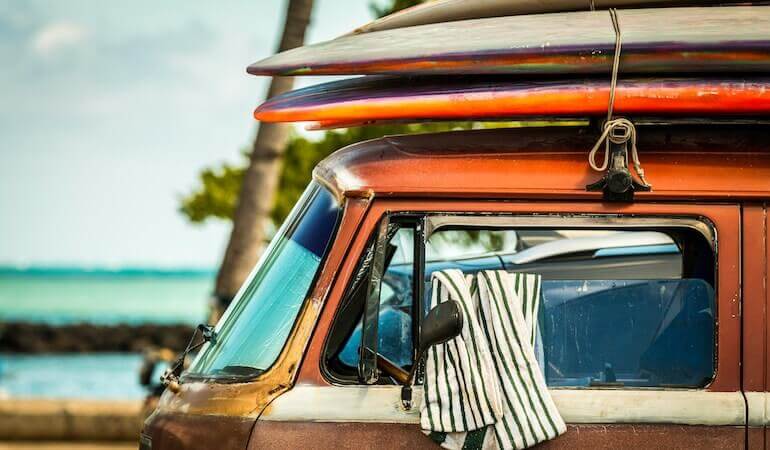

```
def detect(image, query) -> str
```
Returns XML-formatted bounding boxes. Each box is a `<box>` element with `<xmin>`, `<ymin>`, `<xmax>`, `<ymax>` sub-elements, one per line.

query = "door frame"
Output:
<box><xmin>256</xmin><ymin>198</ymin><xmax>745</xmax><ymax>449</ymax></box>
<box><xmin>742</xmin><ymin>203</ymin><xmax>768</xmax><ymax>448</ymax></box>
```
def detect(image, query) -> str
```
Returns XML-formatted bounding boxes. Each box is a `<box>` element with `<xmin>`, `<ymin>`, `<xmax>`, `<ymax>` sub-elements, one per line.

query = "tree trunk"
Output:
<box><xmin>211</xmin><ymin>0</ymin><xmax>315</xmax><ymax>320</ymax></box>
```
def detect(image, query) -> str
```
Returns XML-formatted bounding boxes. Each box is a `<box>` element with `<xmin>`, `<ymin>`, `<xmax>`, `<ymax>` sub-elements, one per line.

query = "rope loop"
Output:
<box><xmin>586</xmin><ymin>8</ymin><xmax>651</xmax><ymax>188</ymax></box>
<box><xmin>588</xmin><ymin>118</ymin><xmax>650</xmax><ymax>186</ymax></box>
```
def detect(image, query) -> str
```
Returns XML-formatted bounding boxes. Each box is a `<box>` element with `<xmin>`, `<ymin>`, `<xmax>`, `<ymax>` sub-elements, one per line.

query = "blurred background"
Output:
<box><xmin>0</xmin><ymin>0</ymin><xmax>431</xmax><ymax>448</ymax></box>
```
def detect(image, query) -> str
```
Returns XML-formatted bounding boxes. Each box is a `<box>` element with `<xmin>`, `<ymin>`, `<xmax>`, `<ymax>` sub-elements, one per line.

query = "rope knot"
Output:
<box><xmin>588</xmin><ymin>118</ymin><xmax>651</xmax><ymax>188</ymax></box>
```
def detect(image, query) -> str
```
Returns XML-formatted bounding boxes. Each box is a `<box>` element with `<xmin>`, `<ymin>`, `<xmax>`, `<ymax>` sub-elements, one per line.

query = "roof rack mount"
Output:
<box><xmin>586</xmin><ymin>124</ymin><xmax>651</xmax><ymax>202</ymax></box>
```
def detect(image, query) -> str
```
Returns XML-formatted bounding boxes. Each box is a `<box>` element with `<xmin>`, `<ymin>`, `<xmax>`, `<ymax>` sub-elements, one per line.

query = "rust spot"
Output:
<box><xmin>268</xmin><ymin>385</ymin><xmax>284</xmax><ymax>396</ymax></box>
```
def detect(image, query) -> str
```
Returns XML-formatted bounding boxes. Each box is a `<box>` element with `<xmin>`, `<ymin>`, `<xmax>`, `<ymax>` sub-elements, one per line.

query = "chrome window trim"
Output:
<box><xmin>425</xmin><ymin>214</ymin><xmax>716</xmax><ymax>251</ymax></box>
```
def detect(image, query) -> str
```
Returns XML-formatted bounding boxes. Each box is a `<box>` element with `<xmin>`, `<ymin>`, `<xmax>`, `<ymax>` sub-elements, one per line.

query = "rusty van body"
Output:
<box><xmin>141</xmin><ymin>124</ymin><xmax>770</xmax><ymax>449</ymax></box>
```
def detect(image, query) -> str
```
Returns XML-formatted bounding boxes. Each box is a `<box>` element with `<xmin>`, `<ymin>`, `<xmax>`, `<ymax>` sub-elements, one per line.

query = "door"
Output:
<box><xmin>253</xmin><ymin>199</ymin><xmax>745</xmax><ymax>449</ymax></box>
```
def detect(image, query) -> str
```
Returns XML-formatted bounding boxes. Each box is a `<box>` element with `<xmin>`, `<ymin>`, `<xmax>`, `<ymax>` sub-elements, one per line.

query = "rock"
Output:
<box><xmin>0</xmin><ymin>322</ymin><xmax>195</xmax><ymax>353</ymax></box>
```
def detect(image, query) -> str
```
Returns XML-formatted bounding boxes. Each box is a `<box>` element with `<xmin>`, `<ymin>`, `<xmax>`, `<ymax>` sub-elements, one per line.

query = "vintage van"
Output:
<box><xmin>140</xmin><ymin>124</ymin><xmax>770</xmax><ymax>449</ymax></box>
<box><xmin>140</xmin><ymin>1</ymin><xmax>770</xmax><ymax>449</ymax></box>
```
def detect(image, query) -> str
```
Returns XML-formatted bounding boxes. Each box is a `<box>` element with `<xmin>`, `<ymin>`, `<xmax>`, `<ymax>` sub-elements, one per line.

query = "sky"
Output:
<box><xmin>0</xmin><ymin>0</ymin><xmax>374</xmax><ymax>268</ymax></box>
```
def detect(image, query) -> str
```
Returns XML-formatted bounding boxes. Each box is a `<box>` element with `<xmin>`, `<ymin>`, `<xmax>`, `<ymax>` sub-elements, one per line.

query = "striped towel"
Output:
<box><xmin>421</xmin><ymin>269</ymin><xmax>566</xmax><ymax>449</ymax></box>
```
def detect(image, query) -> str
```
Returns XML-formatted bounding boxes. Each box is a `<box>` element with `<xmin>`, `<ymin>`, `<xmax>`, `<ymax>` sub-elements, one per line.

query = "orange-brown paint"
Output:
<box><xmin>249</xmin><ymin>422</ymin><xmax>746</xmax><ymax>450</ymax></box>
<box><xmin>313</xmin><ymin>127</ymin><xmax>770</xmax><ymax>202</ymax></box>
<box><xmin>743</xmin><ymin>205</ymin><xmax>766</xmax><ymax>393</ymax></box>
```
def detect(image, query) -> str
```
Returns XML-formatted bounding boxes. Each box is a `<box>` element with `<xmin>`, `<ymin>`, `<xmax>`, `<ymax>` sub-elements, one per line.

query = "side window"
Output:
<box><xmin>325</xmin><ymin>221</ymin><xmax>417</xmax><ymax>383</ymax></box>
<box><xmin>426</xmin><ymin>225</ymin><xmax>716</xmax><ymax>389</ymax></box>
<box><xmin>325</xmin><ymin>215</ymin><xmax>716</xmax><ymax>389</ymax></box>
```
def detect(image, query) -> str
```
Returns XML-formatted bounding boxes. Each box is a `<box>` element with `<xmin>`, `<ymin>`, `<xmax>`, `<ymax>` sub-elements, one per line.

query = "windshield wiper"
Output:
<box><xmin>161</xmin><ymin>323</ymin><xmax>217</xmax><ymax>391</ymax></box>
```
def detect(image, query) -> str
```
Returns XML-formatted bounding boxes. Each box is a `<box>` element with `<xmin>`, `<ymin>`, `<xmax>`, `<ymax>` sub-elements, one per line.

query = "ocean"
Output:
<box><xmin>0</xmin><ymin>353</ymin><xmax>160</xmax><ymax>400</ymax></box>
<box><xmin>0</xmin><ymin>268</ymin><xmax>213</xmax><ymax>325</ymax></box>
<box><xmin>0</xmin><ymin>268</ymin><xmax>213</xmax><ymax>399</ymax></box>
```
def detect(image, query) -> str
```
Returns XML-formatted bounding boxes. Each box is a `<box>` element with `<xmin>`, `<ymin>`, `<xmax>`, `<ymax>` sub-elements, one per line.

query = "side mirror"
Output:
<box><xmin>401</xmin><ymin>300</ymin><xmax>463</xmax><ymax>409</ymax></box>
<box><xmin>419</xmin><ymin>300</ymin><xmax>464</xmax><ymax>355</ymax></box>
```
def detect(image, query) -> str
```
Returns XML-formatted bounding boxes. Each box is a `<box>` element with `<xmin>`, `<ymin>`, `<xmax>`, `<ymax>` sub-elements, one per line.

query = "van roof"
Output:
<box><xmin>313</xmin><ymin>125</ymin><xmax>770</xmax><ymax>201</ymax></box>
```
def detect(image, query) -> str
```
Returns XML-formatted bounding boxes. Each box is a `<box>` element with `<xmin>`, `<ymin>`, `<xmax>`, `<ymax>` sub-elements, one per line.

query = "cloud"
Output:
<box><xmin>32</xmin><ymin>21</ymin><xmax>86</xmax><ymax>55</ymax></box>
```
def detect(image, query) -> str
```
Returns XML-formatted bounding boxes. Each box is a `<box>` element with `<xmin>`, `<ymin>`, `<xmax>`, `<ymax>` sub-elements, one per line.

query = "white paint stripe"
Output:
<box><xmin>262</xmin><ymin>385</ymin><xmax>747</xmax><ymax>426</ymax></box>
<box><xmin>552</xmin><ymin>389</ymin><xmax>744</xmax><ymax>426</ymax></box>
<box><xmin>745</xmin><ymin>391</ymin><xmax>767</xmax><ymax>427</ymax></box>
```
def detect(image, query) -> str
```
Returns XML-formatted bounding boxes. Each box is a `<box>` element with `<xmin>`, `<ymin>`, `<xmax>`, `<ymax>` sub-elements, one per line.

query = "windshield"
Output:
<box><xmin>187</xmin><ymin>182</ymin><xmax>341</xmax><ymax>379</ymax></box>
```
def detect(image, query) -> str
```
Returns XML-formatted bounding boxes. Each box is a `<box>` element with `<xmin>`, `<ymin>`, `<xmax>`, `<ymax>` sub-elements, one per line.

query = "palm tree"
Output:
<box><xmin>212</xmin><ymin>0</ymin><xmax>314</xmax><ymax>319</ymax></box>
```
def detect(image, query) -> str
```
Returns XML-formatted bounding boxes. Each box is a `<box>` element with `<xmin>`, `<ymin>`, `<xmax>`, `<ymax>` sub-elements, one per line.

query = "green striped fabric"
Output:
<box><xmin>421</xmin><ymin>269</ymin><xmax>566</xmax><ymax>449</ymax></box>
<box><xmin>421</xmin><ymin>270</ymin><xmax>503</xmax><ymax>434</ymax></box>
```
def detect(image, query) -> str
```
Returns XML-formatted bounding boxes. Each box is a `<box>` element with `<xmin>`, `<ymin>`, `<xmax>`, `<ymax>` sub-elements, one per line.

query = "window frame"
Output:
<box><xmin>184</xmin><ymin>182</ymin><xmax>343</xmax><ymax>383</ymax></box>
<box><xmin>323</xmin><ymin>213</ymin><xmax>425</xmax><ymax>385</ymax></box>
<box><xmin>320</xmin><ymin>202</ymin><xmax>736</xmax><ymax>392</ymax></box>
<box><xmin>423</xmin><ymin>213</ymin><xmax>718</xmax><ymax>389</ymax></box>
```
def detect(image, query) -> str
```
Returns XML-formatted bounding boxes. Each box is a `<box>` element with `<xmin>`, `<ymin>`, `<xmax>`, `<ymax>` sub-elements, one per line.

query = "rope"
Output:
<box><xmin>606</xmin><ymin>8</ymin><xmax>621</xmax><ymax>122</ymax></box>
<box><xmin>587</xmin><ymin>9</ymin><xmax>651</xmax><ymax>188</ymax></box>
<box><xmin>588</xmin><ymin>118</ymin><xmax>650</xmax><ymax>186</ymax></box>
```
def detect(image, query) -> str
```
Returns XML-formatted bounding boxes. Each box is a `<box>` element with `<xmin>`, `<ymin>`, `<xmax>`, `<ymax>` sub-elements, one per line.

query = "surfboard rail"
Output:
<box><xmin>254</xmin><ymin>76</ymin><xmax>770</xmax><ymax>125</ymax></box>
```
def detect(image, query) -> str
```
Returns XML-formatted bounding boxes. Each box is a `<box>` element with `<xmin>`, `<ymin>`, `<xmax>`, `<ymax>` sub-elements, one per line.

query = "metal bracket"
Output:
<box><xmin>586</xmin><ymin>132</ymin><xmax>650</xmax><ymax>202</ymax></box>
<box><xmin>401</xmin><ymin>384</ymin><xmax>413</xmax><ymax>410</ymax></box>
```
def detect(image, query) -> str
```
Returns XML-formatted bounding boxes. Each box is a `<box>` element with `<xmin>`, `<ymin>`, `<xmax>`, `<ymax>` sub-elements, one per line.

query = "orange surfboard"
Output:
<box><xmin>255</xmin><ymin>76</ymin><xmax>770</xmax><ymax>126</ymax></box>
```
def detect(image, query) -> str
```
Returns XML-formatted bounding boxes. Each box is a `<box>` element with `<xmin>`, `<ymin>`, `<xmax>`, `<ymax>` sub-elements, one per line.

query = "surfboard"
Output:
<box><xmin>253</xmin><ymin>76</ymin><xmax>770</xmax><ymax>124</ymax></box>
<box><xmin>247</xmin><ymin>6</ymin><xmax>770</xmax><ymax>77</ymax></box>
<box><xmin>352</xmin><ymin>0</ymin><xmax>726</xmax><ymax>34</ymax></box>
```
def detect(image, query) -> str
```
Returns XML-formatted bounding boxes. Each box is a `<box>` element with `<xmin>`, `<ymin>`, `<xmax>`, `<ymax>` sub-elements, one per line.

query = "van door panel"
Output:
<box><xmin>249</xmin><ymin>422</ymin><xmax>436</xmax><ymax>449</ymax></box>
<box><xmin>254</xmin><ymin>385</ymin><xmax>746</xmax><ymax>449</ymax></box>
<box><xmin>251</xmin><ymin>422</ymin><xmax>743</xmax><ymax>449</ymax></box>
<box><xmin>143</xmin><ymin>412</ymin><xmax>254</xmax><ymax>450</ymax></box>
<box><xmin>277</xmin><ymin>200</ymin><xmax>744</xmax><ymax>449</ymax></box>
